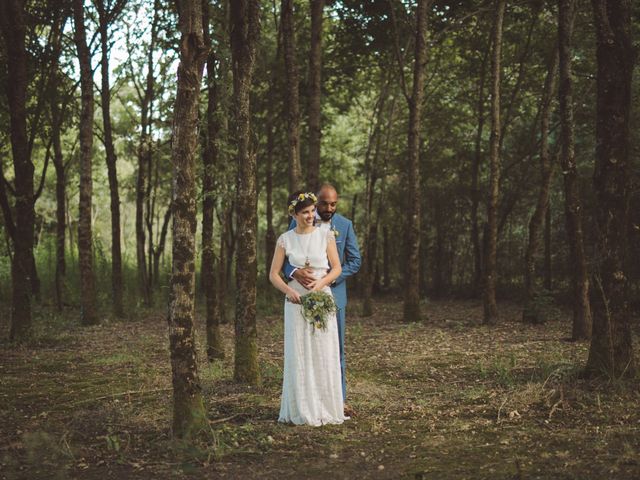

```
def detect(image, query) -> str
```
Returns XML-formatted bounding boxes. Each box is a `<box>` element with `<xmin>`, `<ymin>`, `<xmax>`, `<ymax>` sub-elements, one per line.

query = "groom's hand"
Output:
<box><xmin>292</xmin><ymin>268</ymin><xmax>315</xmax><ymax>289</ymax></box>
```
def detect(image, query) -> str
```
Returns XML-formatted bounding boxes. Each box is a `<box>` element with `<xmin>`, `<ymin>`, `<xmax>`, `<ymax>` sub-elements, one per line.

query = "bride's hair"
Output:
<box><xmin>288</xmin><ymin>191</ymin><xmax>317</xmax><ymax>215</ymax></box>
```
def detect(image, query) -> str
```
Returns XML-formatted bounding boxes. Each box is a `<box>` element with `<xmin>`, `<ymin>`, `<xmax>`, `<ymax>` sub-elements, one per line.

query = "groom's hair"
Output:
<box><xmin>288</xmin><ymin>190</ymin><xmax>316</xmax><ymax>215</ymax></box>
<box><xmin>317</xmin><ymin>183</ymin><xmax>338</xmax><ymax>196</ymax></box>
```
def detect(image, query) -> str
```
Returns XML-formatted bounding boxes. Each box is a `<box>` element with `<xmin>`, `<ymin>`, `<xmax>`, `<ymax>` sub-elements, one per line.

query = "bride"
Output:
<box><xmin>269</xmin><ymin>191</ymin><xmax>345</xmax><ymax>426</ymax></box>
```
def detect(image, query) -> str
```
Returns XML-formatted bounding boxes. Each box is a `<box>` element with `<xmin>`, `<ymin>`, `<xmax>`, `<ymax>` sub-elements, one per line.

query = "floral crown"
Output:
<box><xmin>288</xmin><ymin>192</ymin><xmax>317</xmax><ymax>215</ymax></box>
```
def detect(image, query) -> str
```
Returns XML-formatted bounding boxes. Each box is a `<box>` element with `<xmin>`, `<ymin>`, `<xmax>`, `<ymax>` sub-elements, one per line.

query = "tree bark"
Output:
<box><xmin>73</xmin><ymin>0</ymin><xmax>98</xmax><ymax>325</ymax></box>
<box><xmin>168</xmin><ymin>0</ymin><xmax>209</xmax><ymax>439</ymax></box>
<box><xmin>523</xmin><ymin>45</ymin><xmax>558</xmax><ymax>323</ymax></box>
<box><xmin>152</xmin><ymin>202</ymin><xmax>171</xmax><ymax>285</ymax></box>
<box><xmin>97</xmin><ymin>0</ymin><xmax>125</xmax><ymax>318</ymax></box>
<box><xmin>482</xmin><ymin>0</ymin><xmax>506</xmax><ymax>325</ymax></box>
<box><xmin>264</xmin><ymin>8</ymin><xmax>281</xmax><ymax>285</ymax></box>
<box><xmin>362</xmin><ymin>71</ymin><xmax>393</xmax><ymax>316</ymax></box>
<box><xmin>544</xmin><ymin>204</ymin><xmax>552</xmax><ymax>290</ymax></box>
<box><xmin>558</xmin><ymin>0</ymin><xmax>592</xmax><ymax>339</ymax></box>
<box><xmin>307</xmin><ymin>0</ymin><xmax>324</xmax><ymax>192</ymax></box>
<box><xmin>471</xmin><ymin>46</ymin><xmax>489</xmax><ymax>296</ymax></box>
<box><xmin>49</xmin><ymin>10</ymin><xmax>67</xmax><ymax>312</ymax></box>
<box><xmin>202</xmin><ymin>0</ymin><xmax>224</xmax><ymax>361</ymax></box>
<box><xmin>281</xmin><ymin>0</ymin><xmax>302</xmax><ymax>192</ymax></box>
<box><xmin>402</xmin><ymin>0</ymin><xmax>429</xmax><ymax>323</ymax></box>
<box><xmin>586</xmin><ymin>0</ymin><xmax>634</xmax><ymax>377</ymax></box>
<box><xmin>0</xmin><ymin>0</ymin><xmax>34</xmax><ymax>340</ymax></box>
<box><xmin>231</xmin><ymin>0</ymin><xmax>261</xmax><ymax>385</ymax></box>
<box><xmin>136</xmin><ymin>0</ymin><xmax>160</xmax><ymax>307</ymax></box>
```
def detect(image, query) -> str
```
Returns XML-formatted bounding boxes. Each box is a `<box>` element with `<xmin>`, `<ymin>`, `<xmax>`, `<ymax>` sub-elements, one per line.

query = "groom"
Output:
<box><xmin>284</xmin><ymin>184</ymin><xmax>361</xmax><ymax>415</ymax></box>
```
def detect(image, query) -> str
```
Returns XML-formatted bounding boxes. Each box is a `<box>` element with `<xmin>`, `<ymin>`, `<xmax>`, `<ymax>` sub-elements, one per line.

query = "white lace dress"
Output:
<box><xmin>277</xmin><ymin>227</ymin><xmax>345</xmax><ymax>426</ymax></box>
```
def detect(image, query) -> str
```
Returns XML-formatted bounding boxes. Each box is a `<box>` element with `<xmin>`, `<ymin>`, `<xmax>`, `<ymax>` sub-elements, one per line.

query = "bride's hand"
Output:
<box><xmin>286</xmin><ymin>288</ymin><xmax>302</xmax><ymax>304</ymax></box>
<box><xmin>307</xmin><ymin>279</ymin><xmax>325</xmax><ymax>292</ymax></box>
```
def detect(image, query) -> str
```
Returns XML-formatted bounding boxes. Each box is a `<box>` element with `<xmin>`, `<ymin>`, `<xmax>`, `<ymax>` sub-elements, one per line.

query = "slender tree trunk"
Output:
<box><xmin>52</xmin><ymin>104</ymin><xmax>66</xmax><ymax>311</ymax></box>
<box><xmin>0</xmin><ymin>0</ymin><xmax>34</xmax><ymax>340</ymax></box>
<box><xmin>231</xmin><ymin>0</ymin><xmax>260</xmax><ymax>385</ymax></box>
<box><xmin>97</xmin><ymin>0</ymin><xmax>124</xmax><ymax>317</ymax></box>
<box><xmin>362</xmin><ymin>72</ymin><xmax>392</xmax><ymax>316</ymax></box>
<box><xmin>265</xmin><ymin>120</ymin><xmax>276</xmax><ymax>281</ymax></box>
<box><xmin>168</xmin><ymin>0</ymin><xmax>208</xmax><ymax>439</ymax></box>
<box><xmin>558</xmin><ymin>0</ymin><xmax>592</xmax><ymax>340</ymax></box>
<box><xmin>73</xmin><ymin>0</ymin><xmax>98</xmax><ymax>325</ymax></box>
<box><xmin>586</xmin><ymin>0</ymin><xmax>634</xmax><ymax>377</ymax></box>
<box><xmin>136</xmin><ymin>0</ymin><xmax>159</xmax><ymax>307</ymax></box>
<box><xmin>544</xmin><ymin>204</ymin><xmax>552</xmax><ymax>290</ymax></box>
<box><xmin>307</xmin><ymin>0</ymin><xmax>324</xmax><ymax>192</ymax></box>
<box><xmin>264</xmin><ymin>12</ymin><xmax>281</xmax><ymax>284</ymax></box>
<box><xmin>471</xmin><ymin>46</ymin><xmax>489</xmax><ymax>295</ymax></box>
<box><xmin>146</xmin><ymin>137</ymin><xmax>157</xmax><ymax>288</ymax></box>
<box><xmin>153</xmin><ymin>202</ymin><xmax>171</xmax><ymax>285</ymax></box>
<box><xmin>202</xmin><ymin>1</ymin><xmax>224</xmax><ymax>361</ymax></box>
<box><xmin>402</xmin><ymin>0</ymin><xmax>429</xmax><ymax>323</ymax></box>
<box><xmin>482</xmin><ymin>0</ymin><xmax>506</xmax><ymax>325</ymax></box>
<box><xmin>218</xmin><ymin>204</ymin><xmax>230</xmax><ymax>324</ymax></box>
<box><xmin>281</xmin><ymin>0</ymin><xmax>302</xmax><ymax>192</ymax></box>
<box><xmin>523</xmin><ymin>46</ymin><xmax>559</xmax><ymax>323</ymax></box>
<box><xmin>383</xmin><ymin>226</ymin><xmax>390</xmax><ymax>290</ymax></box>
<box><xmin>49</xmin><ymin>11</ymin><xmax>67</xmax><ymax>312</ymax></box>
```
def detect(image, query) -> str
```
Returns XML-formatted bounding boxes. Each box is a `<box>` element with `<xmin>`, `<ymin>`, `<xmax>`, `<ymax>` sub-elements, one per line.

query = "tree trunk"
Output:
<box><xmin>544</xmin><ymin>204</ymin><xmax>552</xmax><ymax>290</ymax></box>
<box><xmin>558</xmin><ymin>0</ymin><xmax>592</xmax><ymax>340</ymax></box>
<box><xmin>153</xmin><ymin>202</ymin><xmax>171</xmax><ymax>285</ymax></box>
<box><xmin>231</xmin><ymin>0</ymin><xmax>260</xmax><ymax>385</ymax></box>
<box><xmin>52</xmin><ymin>100</ymin><xmax>66</xmax><ymax>311</ymax></box>
<box><xmin>73</xmin><ymin>0</ymin><xmax>98</xmax><ymax>326</ymax></box>
<box><xmin>0</xmin><ymin>0</ymin><xmax>34</xmax><ymax>340</ymax></box>
<box><xmin>482</xmin><ymin>0</ymin><xmax>506</xmax><ymax>326</ymax></box>
<box><xmin>264</xmin><ymin>11</ymin><xmax>281</xmax><ymax>285</ymax></box>
<box><xmin>218</xmin><ymin>204</ymin><xmax>231</xmax><ymax>325</ymax></box>
<box><xmin>168</xmin><ymin>0</ymin><xmax>208</xmax><ymax>439</ymax></box>
<box><xmin>586</xmin><ymin>0</ymin><xmax>634</xmax><ymax>377</ymax></box>
<box><xmin>307</xmin><ymin>0</ymin><xmax>324</xmax><ymax>192</ymax></box>
<box><xmin>523</xmin><ymin>45</ymin><xmax>558</xmax><ymax>323</ymax></box>
<box><xmin>136</xmin><ymin>0</ymin><xmax>159</xmax><ymax>307</ymax></box>
<box><xmin>48</xmin><ymin>11</ymin><xmax>67</xmax><ymax>312</ymax></box>
<box><xmin>281</xmin><ymin>0</ymin><xmax>302</xmax><ymax>192</ymax></box>
<box><xmin>383</xmin><ymin>226</ymin><xmax>390</xmax><ymax>290</ymax></box>
<box><xmin>97</xmin><ymin>0</ymin><xmax>124</xmax><ymax>318</ymax></box>
<box><xmin>471</xmin><ymin>46</ymin><xmax>489</xmax><ymax>295</ymax></box>
<box><xmin>362</xmin><ymin>71</ymin><xmax>393</xmax><ymax>316</ymax></box>
<box><xmin>202</xmin><ymin>1</ymin><xmax>224</xmax><ymax>361</ymax></box>
<box><xmin>402</xmin><ymin>0</ymin><xmax>429</xmax><ymax>323</ymax></box>
<box><xmin>265</xmin><ymin>118</ymin><xmax>276</xmax><ymax>283</ymax></box>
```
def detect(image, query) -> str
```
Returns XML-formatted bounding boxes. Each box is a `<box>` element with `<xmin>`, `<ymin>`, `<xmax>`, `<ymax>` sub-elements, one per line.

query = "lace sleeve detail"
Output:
<box><xmin>326</xmin><ymin>229</ymin><xmax>336</xmax><ymax>244</ymax></box>
<box><xmin>277</xmin><ymin>233</ymin><xmax>287</xmax><ymax>251</ymax></box>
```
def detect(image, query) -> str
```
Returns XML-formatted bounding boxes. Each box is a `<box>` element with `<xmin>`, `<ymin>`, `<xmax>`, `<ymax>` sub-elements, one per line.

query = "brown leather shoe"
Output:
<box><xmin>344</xmin><ymin>404</ymin><xmax>356</xmax><ymax>417</ymax></box>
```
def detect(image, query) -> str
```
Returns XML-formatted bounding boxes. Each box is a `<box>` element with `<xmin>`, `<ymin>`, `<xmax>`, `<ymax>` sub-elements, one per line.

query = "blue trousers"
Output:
<box><xmin>336</xmin><ymin>307</ymin><xmax>346</xmax><ymax>402</ymax></box>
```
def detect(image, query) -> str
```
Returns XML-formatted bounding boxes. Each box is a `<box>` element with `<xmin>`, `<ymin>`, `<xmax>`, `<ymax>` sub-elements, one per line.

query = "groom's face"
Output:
<box><xmin>317</xmin><ymin>189</ymin><xmax>338</xmax><ymax>222</ymax></box>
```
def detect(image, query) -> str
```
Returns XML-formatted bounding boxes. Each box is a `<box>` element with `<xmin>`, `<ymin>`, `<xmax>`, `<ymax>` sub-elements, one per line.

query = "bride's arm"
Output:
<box><xmin>269</xmin><ymin>245</ymin><xmax>302</xmax><ymax>303</ymax></box>
<box><xmin>310</xmin><ymin>238</ymin><xmax>342</xmax><ymax>291</ymax></box>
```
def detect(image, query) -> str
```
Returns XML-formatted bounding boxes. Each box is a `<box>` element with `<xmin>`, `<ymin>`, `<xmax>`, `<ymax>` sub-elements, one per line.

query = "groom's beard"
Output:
<box><xmin>318</xmin><ymin>211</ymin><xmax>334</xmax><ymax>222</ymax></box>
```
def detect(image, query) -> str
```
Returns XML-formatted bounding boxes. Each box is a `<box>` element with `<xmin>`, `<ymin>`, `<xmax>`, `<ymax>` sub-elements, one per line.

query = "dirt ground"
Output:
<box><xmin>1</xmin><ymin>297</ymin><xmax>639</xmax><ymax>479</ymax></box>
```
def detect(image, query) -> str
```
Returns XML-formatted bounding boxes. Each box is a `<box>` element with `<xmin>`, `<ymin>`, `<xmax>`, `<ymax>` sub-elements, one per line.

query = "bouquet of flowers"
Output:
<box><xmin>300</xmin><ymin>291</ymin><xmax>337</xmax><ymax>331</ymax></box>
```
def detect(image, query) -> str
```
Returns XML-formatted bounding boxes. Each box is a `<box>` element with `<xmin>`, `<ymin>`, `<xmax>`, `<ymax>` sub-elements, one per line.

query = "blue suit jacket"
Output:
<box><xmin>283</xmin><ymin>213</ymin><xmax>361</xmax><ymax>309</ymax></box>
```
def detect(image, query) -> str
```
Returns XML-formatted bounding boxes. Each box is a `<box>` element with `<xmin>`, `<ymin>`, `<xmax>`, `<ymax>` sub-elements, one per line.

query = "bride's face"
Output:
<box><xmin>295</xmin><ymin>204</ymin><xmax>316</xmax><ymax>228</ymax></box>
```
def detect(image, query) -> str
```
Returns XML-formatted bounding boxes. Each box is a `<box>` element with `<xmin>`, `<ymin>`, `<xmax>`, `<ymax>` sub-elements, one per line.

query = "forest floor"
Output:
<box><xmin>1</xmin><ymin>296</ymin><xmax>639</xmax><ymax>479</ymax></box>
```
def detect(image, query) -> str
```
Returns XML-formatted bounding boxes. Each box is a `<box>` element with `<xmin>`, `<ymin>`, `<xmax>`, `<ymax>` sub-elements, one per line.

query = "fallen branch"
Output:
<box><xmin>209</xmin><ymin>413</ymin><xmax>243</xmax><ymax>425</ymax></box>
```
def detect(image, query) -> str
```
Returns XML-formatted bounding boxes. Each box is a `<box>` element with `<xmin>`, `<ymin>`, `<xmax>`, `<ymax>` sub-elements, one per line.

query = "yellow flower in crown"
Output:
<box><xmin>288</xmin><ymin>192</ymin><xmax>317</xmax><ymax>215</ymax></box>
